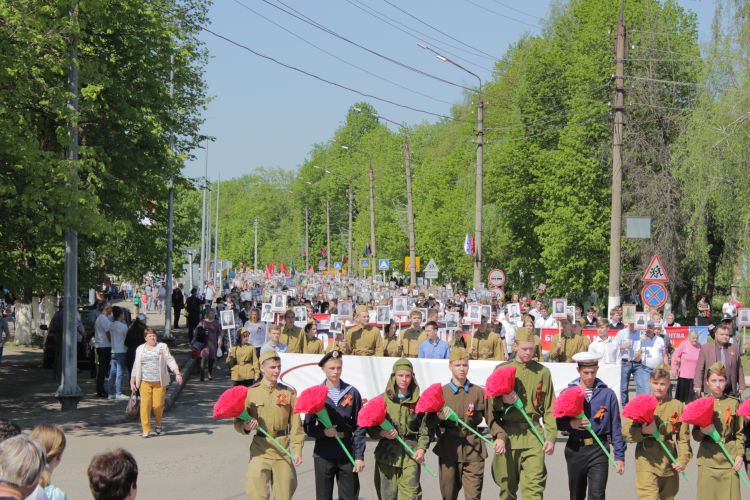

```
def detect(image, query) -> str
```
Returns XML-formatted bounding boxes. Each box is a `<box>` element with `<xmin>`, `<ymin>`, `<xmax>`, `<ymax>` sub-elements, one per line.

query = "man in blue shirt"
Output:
<box><xmin>418</xmin><ymin>321</ymin><xmax>450</xmax><ymax>359</ymax></box>
<box><xmin>557</xmin><ymin>352</ymin><xmax>626</xmax><ymax>500</ymax></box>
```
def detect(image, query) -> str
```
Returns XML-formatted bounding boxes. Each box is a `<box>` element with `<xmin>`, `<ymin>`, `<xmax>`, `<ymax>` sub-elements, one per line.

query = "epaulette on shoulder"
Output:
<box><xmin>277</xmin><ymin>382</ymin><xmax>295</xmax><ymax>394</ymax></box>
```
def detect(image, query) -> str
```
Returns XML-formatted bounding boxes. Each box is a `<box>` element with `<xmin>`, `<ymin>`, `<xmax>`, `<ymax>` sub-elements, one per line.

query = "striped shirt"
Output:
<box><xmin>141</xmin><ymin>346</ymin><xmax>161</xmax><ymax>382</ymax></box>
<box><xmin>328</xmin><ymin>385</ymin><xmax>343</xmax><ymax>406</ymax></box>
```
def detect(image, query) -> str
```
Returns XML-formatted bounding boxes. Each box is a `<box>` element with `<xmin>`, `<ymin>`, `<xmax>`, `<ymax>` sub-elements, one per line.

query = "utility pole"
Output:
<box><xmin>304</xmin><ymin>207</ymin><xmax>309</xmax><ymax>271</ymax></box>
<box><xmin>56</xmin><ymin>0</ymin><xmax>82</xmax><ymax>410</ymax></box>
<box><xmin>199</xmin><ymin>142</ymin><xmax>208</xmax><ymax>284</ymax></box>
<box><xmin>608</xmin><ymin>1</ymin><xmax>626</xmax><ymax>315</ymax></box>
<box><xmin>368</xmin><ymin>159</ymin><xmax>377</xmax><ymax>282</ymax></box>
<box><xmin>473</xmin><ymin>85</ymin><xmax>484</xmax><ymax>290</ymax></box>
<box><xmin>403</xmin><ymin>132</ymin><xmax>417</xmax><ymax>286</ymax></box>
<box><xmin>347</xmin><ymin>187</ymin><xmax>353</xmax><ymax>276</ymax></box>
<box><xmin>163</xmin><ymin>55</ymin><xmax>176</xmax><ymax>341</ymax></box>
<box><xmin>253</xmin><ymin>217</ymin><xmax>258</xmax><ymax>271</ymax></box>
<box><xmin>326</xmin><ymin>199</ymin><xmax>331</xmax><ymax>272</ymax></box>
<box><xmin>206</xmin><ymin>185</ymin><xmax>212</xmax><ymax>287</ymax></box>
<box><xmin>214</xmin><ymin>173</ymin><xmax>220</xmax><ymax>289</ymax></box>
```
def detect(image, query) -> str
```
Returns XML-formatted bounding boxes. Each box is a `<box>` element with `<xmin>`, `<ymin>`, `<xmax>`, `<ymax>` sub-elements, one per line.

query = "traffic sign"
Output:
<box><xmin>424</xmin><ymin>259</ymin><xmax>439</xmax><ymax>279</ymax></box>
<box><xmin>378</xmin><ymin>259</ymin><xmax>390</xmax><ymax>271</ymax></box>
<box><xmin>359</xmin><ymin>259</ymin><xmax>371</xmax><ymax>270</ymax></box>
<box><xmin>642</xmin><ymin>255</ymin><xmax>669</xmax><ymax>283</ymax></box>
<box><xmin>488</xmin><ymin>269</ymin><xmax>506</xmax><ymax>287</ymax></box>
<box><xmin>404</xmin><ymin>256</ymin><xmax>421</xmax><ymax>273</ymax></box>
<box><xmin>333</xmin><ymin>262</ymin><xmax>343</xmax><ymax>271</ymax></box>
<box><xmin>490</xmin><ymin>288</ymin><xmax>505</xmax><ymax>301</ymax></box>
<box><xmin>641</xmin><ymin>282</ymin><xmax>668</xmax><ymax>309</ymax></box>
<box><xmin>318</xmin><ymin>259</ymin><xmax>326</xmax><ymax>271</ymax></box>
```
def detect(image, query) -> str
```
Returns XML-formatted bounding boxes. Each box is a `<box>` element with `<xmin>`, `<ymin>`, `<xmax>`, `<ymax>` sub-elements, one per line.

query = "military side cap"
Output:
<box><xmin>285</xmin><ymin>307</ymin><xmax>295</xmax><ymax>315</ymax></box>
<box><xmin>708</xmin><ymin>361</ymin><xmax>726</xmax><ymax>374</ymax></box>
<box><xmin>318</xmin><ymin>349</ymin><xmax>343</xmax><ymax>367</ymax></box>
<box><xmin>572</xmin><ymin>351</ymin><xmax>601</xmax><ymax>367</ymax></box>
<box><xmin>410</xmin><ymin>308</ymin><xmax>422</xmax><ymax>316</ymax></box>
<box><xmin>515</xmin><ymin>327</ymin><xmax>535</xmax><ymax>343</ymax></box>
<box><xmin>259</xmin><ymin>350</ymin><xmax>280</xmax><ymax>364</ymax></box>
<box><xmin>355</xmin><ymin>305</ymin><xmax>369</xmax><ymax>315</ymax></box>
<box><xmin>450</xmin><ymin>347</ymin><xmax>469</xmax><ymax>361</ymax></box>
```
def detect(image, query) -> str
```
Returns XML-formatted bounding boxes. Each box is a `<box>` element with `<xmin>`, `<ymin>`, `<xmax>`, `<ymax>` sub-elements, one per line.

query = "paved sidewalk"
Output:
<box><xmin>0</xmin><ymin>320</ymin><xmax>196</xmax><ymax>432</ymax></box>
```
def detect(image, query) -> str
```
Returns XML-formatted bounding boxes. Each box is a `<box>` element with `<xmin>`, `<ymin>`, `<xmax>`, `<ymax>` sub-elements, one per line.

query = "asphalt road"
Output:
<box><xmin>49</xmin><ymin>364</ymin><xmax>737</xmax><ymax>500</ymax></box>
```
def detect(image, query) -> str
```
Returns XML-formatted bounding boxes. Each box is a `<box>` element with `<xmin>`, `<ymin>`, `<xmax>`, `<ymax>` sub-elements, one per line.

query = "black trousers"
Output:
<box><xmin>173</xmin><ymin>307</ymin><xmax>182</xmax><ymax>328</ymax></box>
<box><xmin>187</xmin><ymin>316</ymin><xmax>200</xmax><ymax>342</ymax></box>
<box><xmin>565</xmin><ymin>440</ymin><xmax>609</xmax><ymax>500</ymax></box>
<box><xmin>95</xmin><ymin>347</ymin><xmax>111</xmax><ymax>395</ymax></box>
<box><xmin>313</xmin><ymin>456</ymin><xmax>359</xmax><ymax>500</ymax></box>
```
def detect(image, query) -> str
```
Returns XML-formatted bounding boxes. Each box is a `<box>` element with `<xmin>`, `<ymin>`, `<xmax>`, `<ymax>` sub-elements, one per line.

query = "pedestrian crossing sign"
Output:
<box><xmin>378</xmin><ymin>259</ymin><xmax>390</xmax><ymax>271</ymax></box>
<box><xmin>360</xmin><ymin>259</ymin><xmax>371</xmax><ymax>270</ymax></box>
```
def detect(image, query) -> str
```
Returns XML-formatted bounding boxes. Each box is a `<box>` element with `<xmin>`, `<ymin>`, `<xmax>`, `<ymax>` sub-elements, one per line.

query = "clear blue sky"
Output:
<box><xmin>183</xmin><ymin>0</ymin><xmax>713</xmax><ymax>181</ymax></box>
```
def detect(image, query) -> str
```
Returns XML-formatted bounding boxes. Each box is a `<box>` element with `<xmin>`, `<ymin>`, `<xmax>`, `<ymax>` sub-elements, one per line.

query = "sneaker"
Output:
<box><xmin>108</xmin><ymin>395</ymin><xmax>115</xmax><ymax>400</ymax></box>
<box><xmin>155</xmin><ymin>426</ymin><xmax>163</xmax><ymax>436</ymax></box>
<box><xmin>141</xmin><ymin>433</ymin><xmax>150</xmax><ymax>439</ymax></box>
<box><xmin>115</xmin><ymin>394</ymin><xmax>130</xmax><ymax>401</ymax></box>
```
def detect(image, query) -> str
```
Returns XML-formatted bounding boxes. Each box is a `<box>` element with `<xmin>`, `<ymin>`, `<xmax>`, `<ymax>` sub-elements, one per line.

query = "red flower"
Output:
<box><xmin>552</xmin><ymin>386</ymin><xmax>585</xmax><ymax>418</ymax></box>
<box><xmin>415</xmin><ymin>383</ymin><xmax>445</xmax><ymax>413</ymax></box>
<box><xmin>738</xmin><ymin>399</ymin><xmax>750</xmax><ymax>419</ymax></box>
<box><xmin>357</xmin><ymin>396</ymin><xmax>387</xmax><ymax>427</ymax></box>
<box><xmin>485</xmin><ymin>365</ymin><xmax>516</xmax><ymax>398</ymax></box>
<box><xmin>293</xmin><ymin>385</ymin><xmax>329</xmax><ymax>414</ymax></box>
<box><xmin>680</xmin><ymin>396</ymin><xmax>715</xmax><ymax>427</ymax></box>
<box><xmin>622</xmin><ymin>394</ymin><xmax>659</xmax><ymax>425</ymax></box>
<box><xmin>213</xmin><ymin>386</ymin><xmax>249</xmax><ymax>419</ymax></box>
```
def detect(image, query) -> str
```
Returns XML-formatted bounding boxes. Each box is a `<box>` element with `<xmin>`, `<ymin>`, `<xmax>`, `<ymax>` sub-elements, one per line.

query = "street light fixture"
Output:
<box><xmin>419</xmin><ymin>42</ymin><xmax>484</xmax><ymax>290</ymax></box>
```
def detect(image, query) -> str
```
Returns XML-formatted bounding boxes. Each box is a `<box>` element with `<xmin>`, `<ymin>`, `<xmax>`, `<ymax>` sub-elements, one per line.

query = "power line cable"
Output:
<box><xmin>485</xmin><ymin>0</ymin><xmax>542</xmax><ymax>21</ymax></box>
<box><xmin>379</xmin><ymin>0</ymin><xmax>500</xmax><ymax>60</ymax></box>
<box><xmin>342</xmin><ymin>0</ymin><xmax>495</xmax><ymax>71</ymax></box>
<box><xmin>260</xmin><ymin>0</ymin><xmax>478</xmax><ymax>92</ymax></box>
<box><xmin>231</xmin><ymin>0</ymin><xmax>452</xmax><ymax>105</ymax></box>
<box><xmin>459</xmin><ymin>0</ymin><xmax>540</xmax><ymax>29</ymax></box>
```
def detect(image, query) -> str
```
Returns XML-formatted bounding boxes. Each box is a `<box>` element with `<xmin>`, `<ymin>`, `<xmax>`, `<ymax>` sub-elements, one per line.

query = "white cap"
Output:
<box><xmin>572</xmin><ymin>351</ymin><xmax>602</xmax><ymax>366</ymax></box>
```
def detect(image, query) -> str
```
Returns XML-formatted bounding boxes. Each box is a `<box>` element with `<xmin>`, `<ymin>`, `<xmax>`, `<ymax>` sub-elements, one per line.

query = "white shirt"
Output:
<box><xmin>109</xmin><ymin>320</ymin><xmax>128</xmax><ymax>354</ymax></box>
<box><xmin>204</xmin><ymin>286</ymin><xmax>215</xmax><ymax>301</ymax></box>
<box><xmin>534</xmin><ymin>315</ymin><xmax>557</xmax><ymax>329</ymax></box>
<box><xmin>94</xmin><ymin>313</ymin><xmax>112</xmax><ymax>348</ymax></box>
<box><xmin>589</xmin><ymin>336</ymin><xmax>619</xmax><ymax>364</ymax></box>
<box><xmin>634</xmin><ymin>335</ymin><xmax>666</xmax><ymax>369</ymax></box>
<box><xmin>501</xmin><ymin>320</ymin><xmax>516</xmax><ymax>346</ymax></box>
<box><xmin>722</xmin><ymin>301</ymin><xmax>737</xmax><ymax>317</ymax></box>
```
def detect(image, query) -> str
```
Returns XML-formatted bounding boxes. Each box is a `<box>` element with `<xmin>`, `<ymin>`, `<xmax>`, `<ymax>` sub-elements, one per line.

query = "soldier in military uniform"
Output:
<box><xmin>557</xmin><ymin>352</ymin><xmax>625</xmax><ymax>500</ymax></box>
<box><xmin>343</xmin><ymin>305</ymin><xmax>383</xmax><ymax>356</ymax></box>
<box><xmin>623</xmin><ymin>364</ymin><xmax>691</xmax><ymax>500</ymax></box>
<box><xmin>432</xmin><ymin>347</ymin><xmax>487</xmax><ymax>500</ymax></box>
<box><xmin>383</xmin><ymin>321</ymin><xmax>403</xmax><ymax>357</ymax></box>
<box><xmin>302</xmin><ymin>321</ymin><xmax>324</xmax><ymax>355</ymax></box>
<box><xmin>400</xmin><ymin>309</ymin><xmax>426</xmax><ymax>358</ymax></box>
<box><xmin>280</xmin><ymin>308</ymin><xmax>306</xmax><ymax>353</ymax></box>
<box><xmin>368</xmin><ymin>357</ymin><xmax>430</xmax><ymax>499</ymax></box>
<box><xmin>549</xmin><ymin>316</ymin><xmax>590</xmax><ymax>362</ymax></box>
<box><xmin>488</xmin><ymin>327</ymin><xmax>557</xmax><ymax>500</ymax></box>
<box><xmin>469</xmin><ymin>315</ymin><xmax>505</xmax><ymax>361</ymax></box>
<box><xmin>234</xmin><ymin>350</ymin><xmax>304</xmax><ymax>500</ymax></box>
<box><xmin>692</xmin><ymin>362</ymin><xmax>745</xmax><ymax>500</ymax></box>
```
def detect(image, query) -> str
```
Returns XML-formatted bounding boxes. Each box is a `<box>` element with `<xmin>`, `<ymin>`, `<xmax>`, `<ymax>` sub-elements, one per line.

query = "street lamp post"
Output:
<box><xmin>419</xmin><ymin>43</ymin><xmax>484</xmax><ymax>290</ymax></box>
<box><xmin>179</xmin><ymin>248</ymin><xmax>198</xmax><ymax>292</ymax></box>
<box><xmin>341</xmin><ymin>145</ymin><xmax>377</xmax><ymax>283</ymax></box>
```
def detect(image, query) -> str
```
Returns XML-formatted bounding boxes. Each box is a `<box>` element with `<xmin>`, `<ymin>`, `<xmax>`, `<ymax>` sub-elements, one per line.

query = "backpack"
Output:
<box><xmin>194</xmin><ymin>326</ymin><xmax>207</xmax><ymax>344</ymax></box>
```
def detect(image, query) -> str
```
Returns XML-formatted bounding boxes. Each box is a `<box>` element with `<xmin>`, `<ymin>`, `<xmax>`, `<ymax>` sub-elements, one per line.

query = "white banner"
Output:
<box><xmin>278</xmin><ymin>353</ymin><xmax>622</xmax><ymax>403</ymax></box>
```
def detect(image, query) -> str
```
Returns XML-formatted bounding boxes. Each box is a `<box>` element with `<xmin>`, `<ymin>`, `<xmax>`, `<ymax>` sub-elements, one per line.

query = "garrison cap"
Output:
<box><xmin>514</xmin><ymin>327</ymin><xmax>535</xmax><ymax>343</ymax></box>
<box><xmin>450</xmin><ymin>347</ymin><xmax>469</xmax><ymax>361</ymax></box>
<box><xmin>259</xmin><ymin>350</ymin><xmax>280</xmax><ymax>365</ymax></box>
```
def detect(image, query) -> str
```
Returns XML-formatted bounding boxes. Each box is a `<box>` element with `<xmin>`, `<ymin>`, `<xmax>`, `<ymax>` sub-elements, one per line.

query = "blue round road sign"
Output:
<box><xmin>641</xmin><ymin>282</ymin><xmax>668</xmax><ymax>309</ymax></box>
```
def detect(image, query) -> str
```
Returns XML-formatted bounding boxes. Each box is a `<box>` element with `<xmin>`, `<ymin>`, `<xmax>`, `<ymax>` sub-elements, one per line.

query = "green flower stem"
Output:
<box><xmin>511</xmin><ymin>398</ymin><xmax>545</xmax><ymax>446</ymax></box>
<box><xmin>649</xmin><ymin>431</ymin><xmax>688</xmax><ymax>481</ymax></box>
<box><xmin>576</xmin><ymin>412</ymin><xmax>616</xmax><ymax>468</ymax></box>
<box><xmin>708</xmin><ymin>428</ymin><xmax>750</xmax><ymax>488</ymax></box>
<box><xmin>380</xmin><ymin>420</ymin><xmax>437</xmax><ymax>478</ymax></box>
<box><xmin>238</xmin><ymin>409</ymin><xmax>297</xmax><ymax>462</ymax></box>
<box><xmin>445</xmin><ymin>407</ymin><xmax>494</xmax><ymax>446</ymax></box>
<box><xmin>315</xmin><ymin>409</ymin><xmax>357</xmax><ymax>468</ymax></box>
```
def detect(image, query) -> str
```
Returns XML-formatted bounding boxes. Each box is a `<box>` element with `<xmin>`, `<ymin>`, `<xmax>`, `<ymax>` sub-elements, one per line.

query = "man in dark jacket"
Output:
<box><xmin>172</xmin><ymin>284</ymin><xmax>185</xmax><ymax>329</ymax></box>
<box><xmin>556</xmin><ymin>352</ymin><xmax>626</xmax><ymax>500</ymax></box>
<box><xmin>185</xmin><ymin>287</ymin><xmax>202</xmax><ymax>343</ymax></box>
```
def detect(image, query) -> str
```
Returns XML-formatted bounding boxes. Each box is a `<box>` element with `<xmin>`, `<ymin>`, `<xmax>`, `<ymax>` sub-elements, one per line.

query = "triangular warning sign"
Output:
<box><xmin>642</xmin><ymin>255</ymin><xmax>669</xmax><ymax>283</ymax></box>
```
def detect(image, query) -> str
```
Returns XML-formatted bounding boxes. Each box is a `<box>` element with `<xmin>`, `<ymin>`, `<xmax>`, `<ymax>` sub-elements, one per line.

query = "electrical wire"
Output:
<box><xmin>259</xmin><ymin>0</ymin><xmax>478</xmax><ymax>92</ymax></box>
<box><xmin>379</xmin><ymin>0</ymin><xmax>500</xmax><ymax>60</ymax></box>
<box><xmin>485</xmin><ymin>0</ymin><xmax>542</xmax><ymax>21</ymax></box>
<box><xmin>459</xmin><ymin>0</ymin><xmax>540</xmax><ymax>29</ymax></box>
<box><xmin>342</xmin><ymin>0</ymin><xmax>495</xmax><ymax>72</ymax></box>
<box><xmin>198</xmin><ymin>24</ymin><xmax>465</xmax><ymax>121</ymax></box>
<box><xmin>231</xmin><ymin>0</ymin><xmax>452</xmax><ymax>105</ymax></box>
<box><xmin>624</xmin><ymin>75</ymin><xmax>706</xmax><ymax>87</ymax></box>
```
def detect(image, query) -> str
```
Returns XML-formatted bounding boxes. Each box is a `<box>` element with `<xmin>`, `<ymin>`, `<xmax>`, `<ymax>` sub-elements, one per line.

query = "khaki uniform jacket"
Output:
<box><xmin>302</xmin><ymin>336</ymin><xmax>324</xmax><ymax>355</ymax></box>
<box><xmin>226</xmin><ymin>345</ymin><xmax>260</xmax><ymax>382</ymax></box>
<box><xmin>400</xmin><ymin>328</ymin><xmax>425</xmax><ymax>358</ymax></box>
<box><xmin>233</xmin><ymin>382</ymin><xmax>305</xmax><ymax>461</ymax></box>
<box><xmin>549</xmin><ymin>334</ymin><xmax>590</xmax><ymax>362</ymax></box>
<box><xmin>344</xmin><ymin>324</ymin><xmax>384</xmax><ymax>356</ymax></box>
<box><xmin>692</xmin><ymin>396</ymin><xmax>746</xmax><ymax>468</ymax></box>
<box><xmin>383</xmin><ymin>335</ymin><xmax>403</xmax><ymax>357</ymax></box>
<box><xmin>623</xmin><ymin>398</ymin><xmax>692</xmax><ymax>476</ymax></box>
<box><xmin>487</xmin><ymin>360</ymin><xmax>557</xmax><ymax>449</ymax></box>
<box><xmin>432</xmin><ymin>382</ymin><xmax>487</xmax><ymax>462</ymax></box>
<box><xmin>280</xmin><ymin>326</ymin><xmax>305</xmax><ymax>353</ymax></box>
<box><xmin>469</xmin><ymin>330</ymin><xmax>505</xmax><ymax>360</ymax></box>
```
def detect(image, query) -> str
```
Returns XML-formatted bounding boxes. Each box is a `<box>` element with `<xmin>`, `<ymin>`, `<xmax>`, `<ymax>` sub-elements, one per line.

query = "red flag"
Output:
<box><xmin>342</xmin><ymin>255</ymin><xmax>348</xmax><ymax>265</ymax></box>
<box><xmin>270</xmin><ymin>261</ymin><xmax>276</xmax><ymax>273</ymax></box>
<box><xmin>264</xmin><ymin>264</ymin><xmax>271</xmax><ymax>280</ymax></box>
<box><xmin>280</xmin><ymin>261</ymin><xmax>289</xmax><ymax>276</ymax></box>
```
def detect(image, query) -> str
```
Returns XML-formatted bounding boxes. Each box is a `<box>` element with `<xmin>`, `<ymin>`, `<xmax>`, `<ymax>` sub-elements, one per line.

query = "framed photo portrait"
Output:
<box><xmin>634</xmin><ymin>312</ymin><xmax>648</xmax><ymax>331</ymax></box>
<box><xmin>507</xmin><ymin>303</ymin><xmax>522</xmax><ymax>324</ymax></box>
<box><xmin>293</xmin><ymin>306</ymin><xmax>307</xmax><ymax>322</ymax></box>
<box><xmin>444</xmin><ymin>311</ymin><xmax>460</xmax><ymax>330</ymax></box>
<box><xmin>392</xmin><ymin>296</ymin><xmax>408</xmax><ymax>315</ymax></box>
<box><xmin>220</xmin><ymin>310</ymin><xmax>235</xmax><ymax>330</ymax></box>
<box><xmin>260</xmin><ymin>303</ymin><xmax>274</xmax><ymax>323</ymax></box>
<box><xmin>622</xmin><ymin>304</ymin><xmax>636</xmax><ymax>325</ymax></box>
<box><xmin>271</xmin><ymin>293</ymin><xmax>287</xmax><ymax>313</ymax></box>
<box><xmin>338</xmin><ymin>300</ymin><xmax>354</xmax><ymax>319</ymax></box>
<box><xmin>466</xmin><ymin>303</ymin><xmax>482</xmax><ymax>324</ymax></box>
<box><xmin>329</xmin><ymin>314</ymin><xmax>343</xmax><ymax>334</ymax></box>
<box><xmin>376</xmin><ymin>306</ymin><xmax>391</xmax><ymax>325</ymax></box>
<box><xmin>552</xmin><ymin>298</ymin><xmax>567</xmax><ymax>319</ymax></box>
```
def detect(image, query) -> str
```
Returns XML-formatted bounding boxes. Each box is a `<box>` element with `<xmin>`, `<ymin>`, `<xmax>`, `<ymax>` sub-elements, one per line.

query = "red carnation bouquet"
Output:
<box><xmin>212</xmin><ymin>386</ymin><xmax>296</xmax><ymax>461</ymax></box>
<box><xmin>623</xmin><ymin>395</ymin><xmax>687</xmax><ymax>481</ymax></box>
<box><xmin>682</xmin><ymin>397</ymin><xmax>750</xmax><ymax>487</ymax></box>
<box><xmin>358</xmin><ymin>397</ymin><xmax>436</xmax><ymax>477</ymax></box>
<box><xmin>553</xmin><ymin>387</ymin><xmax>616</xmax><ymax>467</ymax></box>
<box><xmin>415</xmin><ymin>383</ymin><xmax>444</xmax><ymax>414</ymax></box>
<box><xmin>293</xmin><ymin>385</ymin><xmax>356</xmax><ymax>468</ymax></box>
<box><xmin>485</xmin><ymin>366</ymin><xmax>544</xmax><ymax>446</ymax></box>
<box><xmin>737</xmin><ymin>399</ymin><xmax>750</xmax><ymax>419</ymax></box>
